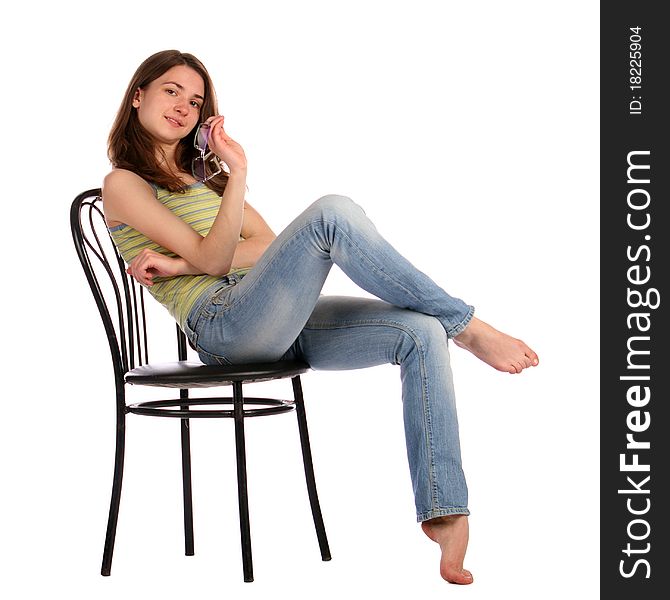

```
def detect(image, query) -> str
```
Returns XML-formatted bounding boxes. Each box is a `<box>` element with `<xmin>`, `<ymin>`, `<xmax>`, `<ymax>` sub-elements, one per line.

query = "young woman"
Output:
<box><xmin>103</xmin><ymin>49</ymin><xmax>539</xmax><ymax>585</ymax></box>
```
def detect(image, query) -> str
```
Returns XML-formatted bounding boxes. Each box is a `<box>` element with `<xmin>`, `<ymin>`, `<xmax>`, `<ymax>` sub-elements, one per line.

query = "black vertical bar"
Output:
<box><xmin>233</xmin><ymin>381</ymin><xmax>254</xmax><ymax>582</ymax></box>
<box><xmin>176</xmin><ymin>326</ymin><xmax>194</xmax><ymax>556</ymax></box>
<box><xmin>601</xmin><ymin>3</ymin><xmax>668</xmax><ymax>597</ymax></box>
<box><xmin>292</xmin><ymin>376</ymin><xmax>331</xmax><ymax>561</ymax></box>
<box><xmin>180</xmin><ymin>388</ymin><xmax>195</xmax><ymax>556</ymax></box>
<box><xmin>101</xmin><ymin>399</ymin><xmax>126</xmax><ymax>576</ymax></box>
<box><xmin>139</xmin><ymin>288</ymin><xmax>148</xmax><ymax>364</ymax></box>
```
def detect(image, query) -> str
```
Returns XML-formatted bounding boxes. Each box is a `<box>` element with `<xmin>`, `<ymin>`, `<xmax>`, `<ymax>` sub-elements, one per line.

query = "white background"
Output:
<box><xmin>1</xmin><ymin>1</ymin><xmax>599</xmax><ymax>598</ymax></box>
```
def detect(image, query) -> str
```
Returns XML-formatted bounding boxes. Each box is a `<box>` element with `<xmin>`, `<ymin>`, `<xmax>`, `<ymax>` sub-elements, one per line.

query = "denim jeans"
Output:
<box><xmin>183</xmin><ymin>195</ymin><xmax>474</xmax><ymax>521</ymax></box>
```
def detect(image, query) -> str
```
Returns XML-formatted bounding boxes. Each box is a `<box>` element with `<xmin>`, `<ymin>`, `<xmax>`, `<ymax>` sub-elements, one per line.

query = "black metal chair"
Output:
<box><xmin>70</xmin><ymin>188</ymin><xmax>330</xmax><ymax>582</ymax></box>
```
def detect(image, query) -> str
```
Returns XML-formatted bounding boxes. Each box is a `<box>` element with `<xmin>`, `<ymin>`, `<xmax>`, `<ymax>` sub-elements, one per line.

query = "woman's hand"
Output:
<box><xmin>205</xmin><ymin>115</ymin><xmax>247</xmax><ymax>174</ymax></box>
<box><xmin>126</xmin><ymin>248</ymin><xmax>192</xmax><ymax>287</ymax></box>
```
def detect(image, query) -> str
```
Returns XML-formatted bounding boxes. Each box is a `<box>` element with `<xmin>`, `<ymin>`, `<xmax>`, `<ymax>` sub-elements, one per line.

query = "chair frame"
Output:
<box><xmin>70</xmin><ymin>188</ymin><xmax>330</xmax><ymax>582</ymax></box>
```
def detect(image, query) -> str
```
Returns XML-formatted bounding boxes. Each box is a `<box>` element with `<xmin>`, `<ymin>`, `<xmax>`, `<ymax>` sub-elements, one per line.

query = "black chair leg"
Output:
<box><xmin>177</xmin><ymin>329</ymin><xmax>195</xmax><ymax>556</ymax></box>
<box><xmin>101</xmin><ymin>409</ymin><xmax>126</xmax><ymax>576</ymax></box>
<box><xmin>180</xmin><ymin>390</ymin><xmax>195</xmax><ymax>556</ymax></box>
<box><xmin>292</xmin><ymin>376</ymin><xmax>331</xmax><ymax>561</ymax></box>
<box><xmin>233</xmin><ymin>381</ymin><xmax>254</xmax><ymax>582</ymax></box>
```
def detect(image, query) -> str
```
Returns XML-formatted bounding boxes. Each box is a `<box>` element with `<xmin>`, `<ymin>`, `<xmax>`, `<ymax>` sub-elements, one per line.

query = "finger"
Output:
<box><xmin>137</xmin><ymin>261</ymin><xmax>153</xmax><ymax>283</ymax></box>
<box><xmin>129</xmin><ymin>259</ymin><xmax>146</xmax><ymax>281</ymax></box>
<box><xmin>206</xmin><ymin>115</ymin><xmax>225</xmax><ymax>129</ymax></box>
<box><xmin>211</xmin><ymin>117</ymin><xmax>230</xmax><ymax>139</ymax></box>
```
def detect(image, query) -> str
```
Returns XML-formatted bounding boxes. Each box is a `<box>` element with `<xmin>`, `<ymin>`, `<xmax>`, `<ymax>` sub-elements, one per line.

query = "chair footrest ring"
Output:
<box><xmin>127</xmin><ymin>396</ymin><xmax>295</xmax><ymax>418</ymax></box>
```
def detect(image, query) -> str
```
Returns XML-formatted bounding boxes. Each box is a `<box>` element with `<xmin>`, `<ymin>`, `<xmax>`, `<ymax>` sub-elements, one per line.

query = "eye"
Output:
<box><xmin>190</xmin><ymin>100</ymin><xmax>201</xmax><ymax>109</ymax></box>
<box><xmin>165</xmin><ymin>88</ymin><xmax>177</xmax><ymax>96</ymax></box>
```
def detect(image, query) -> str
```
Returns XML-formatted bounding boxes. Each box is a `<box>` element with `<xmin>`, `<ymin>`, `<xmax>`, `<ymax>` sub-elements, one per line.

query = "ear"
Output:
<box><xmin>132</xmin><ymin>88</ymin><xmax>142</xmax><ymax>108</ymax></box>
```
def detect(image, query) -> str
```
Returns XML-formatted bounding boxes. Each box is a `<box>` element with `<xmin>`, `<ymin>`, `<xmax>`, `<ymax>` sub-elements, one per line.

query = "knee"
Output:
<box><xmin>411</xmin><ymin>315</ymin><xmax>446</xmax><ymax>348</ymax></box>
<box><xmin>309</xmin><ymin>194</ymin><xmax>361</xmax><ymax>221</ymax></box>
<box><xmin>395</xmin><ymin>314</ymin><xmax>447</xmax><ymax>362</ymax></box>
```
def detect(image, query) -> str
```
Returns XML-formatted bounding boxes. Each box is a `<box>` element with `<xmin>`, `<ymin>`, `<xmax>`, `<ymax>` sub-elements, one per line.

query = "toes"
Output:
<box><xmin>459</xmin><ymin>569</ymin><xmax>474</xmax><ymax>584</ymax></box>
<box><xmin>442</xmin><ymin>566</ymin><xmax>474</xmax><ymax>585</ymax></box>
<box><xmin>526</xmin><ymin>355</ymin><xmax>539</xmax><ymax>367</ymax></box>
<box><xmin>524</xmin><ymin>347</ymin><xmax>539</xmax><ymax>366</ymax></box>
<box><xmin>516</xmin><ymin>350</ymin><xmax>539</xmax><ymax>372</ymax></box>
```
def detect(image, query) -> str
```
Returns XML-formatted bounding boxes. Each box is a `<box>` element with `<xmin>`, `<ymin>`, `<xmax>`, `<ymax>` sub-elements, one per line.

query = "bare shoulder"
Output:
<box><xmin>102</xmin><ymin>169</ymin><xmax>155</xmax><ymax>226</ymax></box>
<box><xmin>102</xmin><ymin>168</ymin><xmax>153</xmax><ymax>197</ymax></box>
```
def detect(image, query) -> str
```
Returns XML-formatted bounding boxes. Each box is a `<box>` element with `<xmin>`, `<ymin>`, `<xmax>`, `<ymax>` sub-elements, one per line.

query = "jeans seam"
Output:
<box><xmin>303</xmin><ymin>317</ymin><xmax>424</xmax><ymax>331</ymax></box>
<box><xmin>414</xmin><ymin>324</ymin><xmax>440</xmax><ymax>513</ymax></box>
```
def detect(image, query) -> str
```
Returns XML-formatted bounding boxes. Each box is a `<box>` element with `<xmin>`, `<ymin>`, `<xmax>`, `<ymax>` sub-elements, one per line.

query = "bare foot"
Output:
<box><xmin>453</xmin><ymin>317</ymin><xmax>539</xmax><ymax>374</ymax></box>
<box><xmin>421</xmin><ymin>515</ymin><xmax>473</xmax><ymax>584</ymax></box>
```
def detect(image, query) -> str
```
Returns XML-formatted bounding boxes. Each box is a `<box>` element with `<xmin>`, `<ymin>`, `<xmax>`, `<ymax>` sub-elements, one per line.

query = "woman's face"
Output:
<box><xmin>132</xmin><ymin>65</ymin><xmax>205</xmax><ymax>146</ymax></box>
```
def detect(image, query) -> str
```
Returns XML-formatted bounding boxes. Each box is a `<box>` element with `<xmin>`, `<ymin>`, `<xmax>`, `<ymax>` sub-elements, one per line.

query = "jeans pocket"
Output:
<box><xmin>210</xmin><ymin>284</ymin><xmax>236</xmax><ymax>308</ymax></box>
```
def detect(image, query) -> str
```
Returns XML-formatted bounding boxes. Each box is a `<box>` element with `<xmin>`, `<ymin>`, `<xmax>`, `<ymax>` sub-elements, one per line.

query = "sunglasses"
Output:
<box><xmin>192</xmin><ymin>122</ymin><xmax>223</xmax><ymax>182</ymax></box>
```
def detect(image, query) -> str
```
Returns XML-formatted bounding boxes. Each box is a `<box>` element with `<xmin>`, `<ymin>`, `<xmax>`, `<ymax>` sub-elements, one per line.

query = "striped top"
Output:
<box><xmin>108</xmin><ymin>181</ymin><xmax>250</xmax><ymax>329</ymax></box>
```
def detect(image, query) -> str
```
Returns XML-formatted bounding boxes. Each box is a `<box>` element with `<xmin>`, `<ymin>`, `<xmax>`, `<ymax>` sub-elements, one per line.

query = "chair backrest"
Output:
<box><xmin>70</xmin><ymin>189</ymin><xmax>187</xmax><ymax>387</ymax></box>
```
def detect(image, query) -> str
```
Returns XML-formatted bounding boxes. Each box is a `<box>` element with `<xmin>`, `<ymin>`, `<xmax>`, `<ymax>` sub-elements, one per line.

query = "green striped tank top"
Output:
<box><xmin>108</xmin><ymin>181</ymin><xmax>250</xmax><ymax>329</ymax></box>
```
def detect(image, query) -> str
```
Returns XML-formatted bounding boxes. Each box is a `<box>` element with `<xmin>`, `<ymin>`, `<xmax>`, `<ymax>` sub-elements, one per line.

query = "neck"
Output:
<box><xmin>155</xmin><ymin>142</ymin><xmax>180</xmax><ymax>173</ymax></box>
<box><xmin>155</xmin><ymin>142</ymin><xmax>198</xmax><ymax>184</ymax></box>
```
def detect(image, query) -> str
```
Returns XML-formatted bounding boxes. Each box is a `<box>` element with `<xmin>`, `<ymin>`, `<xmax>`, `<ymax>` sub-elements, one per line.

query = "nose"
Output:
<box><xmin>173</xmin><ymin>98</ymin><xmax>189</xmax><ymax>116</ymax></box>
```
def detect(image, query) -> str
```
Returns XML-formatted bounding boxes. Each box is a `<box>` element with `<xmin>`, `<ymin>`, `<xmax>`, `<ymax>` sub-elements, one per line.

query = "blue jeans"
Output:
<box><xmin>183</xmin><ymin>195</ymin><xmax>474</xmax><ymax>521</ymax></box>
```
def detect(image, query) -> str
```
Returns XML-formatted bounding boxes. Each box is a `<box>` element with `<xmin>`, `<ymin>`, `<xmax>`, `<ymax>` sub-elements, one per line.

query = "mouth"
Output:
<box><xmin>165</xmin><ymin>116</ymin><xmax>184</xmax><ymax>127</ymax></box>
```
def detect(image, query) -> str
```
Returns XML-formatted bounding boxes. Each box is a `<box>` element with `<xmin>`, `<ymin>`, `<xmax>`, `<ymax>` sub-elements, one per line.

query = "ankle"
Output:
<box><xmin>454</xmin><ymin>317</ymin><xmax>480</xmax><ymax>344</ymax></box>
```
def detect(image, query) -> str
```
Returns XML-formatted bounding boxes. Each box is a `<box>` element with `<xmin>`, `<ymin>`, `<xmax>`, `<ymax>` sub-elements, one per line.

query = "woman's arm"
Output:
<box><xmin>102</xmin><ymin>117</ymin><xmax>249</xmax><ymax>277</ymax></box>
<box><xmin>174</xmin><ymin>201</ymin><xmax>277</xmax><ymax>272</ymax></box>
<box><xmin>123</xmin><ymin>200</ymin><xmax>276</xmax><ymax>286</ymax></box>
<box><xmin>126</xmin><ymin>250</ymin><xmax>200</xmax><ymax>287</ymax></box>
<box><xmin>230</xmin><ymin>201</ymin><xmax>276</xmax><ymax>269</ymax></box>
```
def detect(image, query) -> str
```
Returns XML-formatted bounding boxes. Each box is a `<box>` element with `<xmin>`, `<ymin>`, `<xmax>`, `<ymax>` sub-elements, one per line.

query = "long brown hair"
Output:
<box><xmin>108</xmin><ymin>50</ymin><xmax>228</xmax><ymax>195</ymax></box>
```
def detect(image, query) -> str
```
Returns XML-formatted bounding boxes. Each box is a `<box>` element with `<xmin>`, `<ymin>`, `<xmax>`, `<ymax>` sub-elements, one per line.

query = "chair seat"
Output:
<box><xmin>125</xmin><ymin>359</ymin><xmax>311</xmax><ymax>388</ymax></box>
